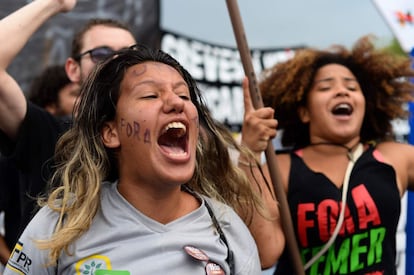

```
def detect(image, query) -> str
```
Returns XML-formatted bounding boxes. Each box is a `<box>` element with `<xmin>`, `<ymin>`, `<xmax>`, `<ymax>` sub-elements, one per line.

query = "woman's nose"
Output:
<box><xmin>335</xmin><ymin>85</ymin><xmax>350</xmax><ymax>97</ymax></box>
<box><xmin>163</xmin><ymin>92</ymin><xmax>185</xmax><ymax>113</ymax></box>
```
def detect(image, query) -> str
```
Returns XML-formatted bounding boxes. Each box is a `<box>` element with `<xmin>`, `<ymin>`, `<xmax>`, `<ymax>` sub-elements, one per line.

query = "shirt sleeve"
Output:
<box><xmin>0</xmin><ymin>102</ymin><xmax>68</xmax><ymax>172</ymax></box>
<box><xmin>226</xmin><ymin>210</ymin><xmax>262</xmax><ymax>275</ymax></box>
<box><xmin>3</xmin><ymin>206</ymin><xmax>59</xmax><ymax>275</ymax></box>
<box><xmin>206</xmin><ymin>198</ymin><xmax>262</xmax><ymax>275</ymax></box>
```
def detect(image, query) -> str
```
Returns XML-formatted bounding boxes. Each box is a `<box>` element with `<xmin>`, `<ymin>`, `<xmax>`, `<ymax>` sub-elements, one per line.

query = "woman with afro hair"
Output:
<box><xmin>239</xmin><ymin>35</ymin><xmax>414</xmax><ymax>274</ymax></box>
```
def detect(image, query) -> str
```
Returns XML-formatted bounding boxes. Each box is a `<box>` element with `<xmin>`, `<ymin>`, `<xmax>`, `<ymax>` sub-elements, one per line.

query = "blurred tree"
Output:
<box><xmin>382</xmin><ymin>38</ymin><xmax>406</xmax><ymax>56</ymax></box>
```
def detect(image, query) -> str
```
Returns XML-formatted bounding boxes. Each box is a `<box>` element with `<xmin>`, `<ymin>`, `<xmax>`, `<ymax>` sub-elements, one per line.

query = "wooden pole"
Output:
<box><xmin>225</xmin><ymin>1</ymin><xmax>305</xmax><ymax>274</ymax></box>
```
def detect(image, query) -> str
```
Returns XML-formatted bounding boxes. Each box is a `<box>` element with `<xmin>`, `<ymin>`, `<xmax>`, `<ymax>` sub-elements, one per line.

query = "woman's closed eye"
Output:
<box><xmin>178</xmin><ymin>94</ymin><xmax>190</xmax><ymax>100</ymax></box>
<box><xmin>141</xmin><ymin>94</ymin><xmax>158</xmax><ymax>99</ymax></box>
<box><xmin>314</xmin><ymin>84</ymin><xmax>333</xmax><ymax>92</ymax></box>
<box><xmin>347</xmin><ymin>86</ymin><xmax>358</xmax><ymax>91</ymax></box>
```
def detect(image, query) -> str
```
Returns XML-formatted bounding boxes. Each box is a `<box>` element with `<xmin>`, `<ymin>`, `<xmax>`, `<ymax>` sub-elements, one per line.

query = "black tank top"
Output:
<box><xmin>275</xmin><ymin>145</ymin><xmax>400</xmax><ymax>275</ymax></box>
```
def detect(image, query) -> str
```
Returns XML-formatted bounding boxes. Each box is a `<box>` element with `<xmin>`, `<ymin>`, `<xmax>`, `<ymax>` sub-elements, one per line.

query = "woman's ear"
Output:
<box><xmin>102</xmin><ymin>121</ymin><xmax>120</xmax><ymax>148</ymax></box>
<box><xmin>298</xmin><ymin>106</ymin><xmax>310</xmax><ymax>123</ymax></box>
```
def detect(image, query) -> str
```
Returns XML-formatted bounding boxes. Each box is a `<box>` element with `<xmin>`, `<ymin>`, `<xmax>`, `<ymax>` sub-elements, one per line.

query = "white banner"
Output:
<box><xmin>161</xmin><ymin>30</ymin><xmax>303</xmax><ymax>129</ymax></box>
<box><xmin>372</xmin><ymin>0</ymin><xmax>414</xmax><ymax>52</ymax></box>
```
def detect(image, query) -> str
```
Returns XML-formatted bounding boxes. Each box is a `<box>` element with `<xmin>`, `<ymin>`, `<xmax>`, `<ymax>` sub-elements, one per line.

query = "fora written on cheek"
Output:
<box><xmin>120</xmin><ymin>118</ymin><xmax>151</xmax><ymax>143</ymax></box>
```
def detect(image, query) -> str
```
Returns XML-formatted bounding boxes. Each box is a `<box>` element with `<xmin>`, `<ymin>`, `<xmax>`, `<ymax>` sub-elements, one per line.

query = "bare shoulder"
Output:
<box><xmin>376</xmin><ymin>141</ymin><xmax>414</xmax><ymax>193</ymax></box>
<box><xmin>376</xmin><ymin>141</ymin><xmax>414</xmax><ymax>160</ymax></box>
<box><xmin>276</xmin><ymin>152</ymin><xmax>291</xmax><ymax>169</ymax></box>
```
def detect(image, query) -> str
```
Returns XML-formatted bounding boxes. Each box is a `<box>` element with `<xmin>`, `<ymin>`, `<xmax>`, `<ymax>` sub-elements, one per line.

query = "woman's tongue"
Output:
<box><xmin>158</xmin><ymin>128</ymin><xmax>186</xmax><ymax>156</ymax></box>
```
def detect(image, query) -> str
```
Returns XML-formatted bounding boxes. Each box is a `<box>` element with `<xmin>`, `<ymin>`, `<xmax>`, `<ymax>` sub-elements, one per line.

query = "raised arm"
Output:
<box><xmin>0</xmin><ymin>0</ymin><xmax>76</xmax><ymax>140</ymax></box>
<box><xmin>238</xmin><ymin>77</ymin><xmax>285</xmax><ymax>268</ymax></box>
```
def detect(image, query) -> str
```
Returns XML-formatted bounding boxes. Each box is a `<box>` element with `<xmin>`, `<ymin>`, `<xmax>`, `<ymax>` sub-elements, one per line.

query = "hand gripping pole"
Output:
<box><xmin>225</xmin><ymin>1</ymin><xmax>305</xmax><ymax>274</ymax></box>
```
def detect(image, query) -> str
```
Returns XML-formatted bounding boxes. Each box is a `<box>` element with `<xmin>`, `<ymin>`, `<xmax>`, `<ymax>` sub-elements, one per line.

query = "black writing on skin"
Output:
<box><xmin>120</xmin><ymin>118</ymin><xmax>151</xmax><ymax>143</ymax></box>
<box><xmin>144</xmin><ymin>129</ymin><xmax>151</xmax><ymax>143</ymax></box>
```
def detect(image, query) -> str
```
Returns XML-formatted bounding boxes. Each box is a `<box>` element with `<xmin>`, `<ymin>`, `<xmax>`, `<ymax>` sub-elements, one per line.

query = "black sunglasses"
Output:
<box><xmin>75</xmin><ymin>46</ymin><xmax>117</xmax><ymax>64</ymax></box>
<box><xmin>75</xmin><ymin>44</ymin><xmax>142</xmax><ymax>64</ymax></box>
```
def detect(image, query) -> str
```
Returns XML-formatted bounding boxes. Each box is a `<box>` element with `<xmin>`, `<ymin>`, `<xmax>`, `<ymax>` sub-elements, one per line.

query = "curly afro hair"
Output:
<box><xmin>260</xmin><ymin>36</ymin><xmax>414</xmax><ymax>149</ymax></box>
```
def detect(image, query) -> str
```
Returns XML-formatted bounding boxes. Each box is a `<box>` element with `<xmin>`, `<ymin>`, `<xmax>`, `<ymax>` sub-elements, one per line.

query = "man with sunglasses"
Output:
<box><xmin>65</xmin><ymin>18</ymin><xmax>136</xmax><ymax>85</ymax></box>
<box><xmin>0</xmin><ymin>0</ymin><xmax>137</xmax><ymax>262</ymax></box>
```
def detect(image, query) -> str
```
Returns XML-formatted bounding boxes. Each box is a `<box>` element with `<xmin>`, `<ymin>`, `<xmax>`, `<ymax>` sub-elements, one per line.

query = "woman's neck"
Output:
<box><xmin>308</xmin><ymin>140</ymin><xmax>360</xmax><ymax>152</ymax></box>
<box><xmin>307</xmin><ymin>139</ymin><xmax>362</xmax><ymax>160</ymax></box>
<box><xmin>117</xmin><ymin>182</ymin><xmax>200</xmax><ymax>224</ymax></box>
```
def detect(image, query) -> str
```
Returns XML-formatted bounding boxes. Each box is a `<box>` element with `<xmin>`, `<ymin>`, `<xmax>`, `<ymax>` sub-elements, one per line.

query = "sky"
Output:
<box><xmin>161</xmin><ymin>0</ymin><xmax>394</xmax><ymax>50</ymax></box>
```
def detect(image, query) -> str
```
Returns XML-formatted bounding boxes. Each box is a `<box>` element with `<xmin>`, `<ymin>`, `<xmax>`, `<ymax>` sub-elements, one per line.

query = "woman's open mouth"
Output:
<box><xmin>158</xmin><ymin>121</ymin><xmax>189</xmax><ymax>157</ymax></box>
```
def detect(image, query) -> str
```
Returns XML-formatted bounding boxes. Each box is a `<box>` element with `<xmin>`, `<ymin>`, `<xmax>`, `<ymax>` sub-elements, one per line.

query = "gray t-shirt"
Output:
<box><xmin>4</xmin><ymin>181</ymin><xmax>261</xmax><ymax>275</ymax></box>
